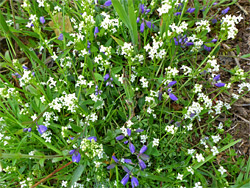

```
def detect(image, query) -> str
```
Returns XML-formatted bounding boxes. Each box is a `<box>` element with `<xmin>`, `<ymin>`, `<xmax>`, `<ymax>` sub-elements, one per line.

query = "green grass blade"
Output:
<box><xmin>127</xmin><ymin>0</ymin><xmax>138</xmax><ymax>46</ymax></box>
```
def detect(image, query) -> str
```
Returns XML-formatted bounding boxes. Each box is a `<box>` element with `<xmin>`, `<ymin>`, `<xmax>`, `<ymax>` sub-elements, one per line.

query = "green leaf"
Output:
<box><xmin>70</xmin><ymin>164</ymin><xmax>86</xmax><ymax>187</ymax></box>
<box><xmin>127</xmin><ymin>0</ymin><xmax>138</xmax><ymax>46</ymax></box>
<box><xmin>241</xmin><ymin>54</ymin><xmax>250</xmax><ymax>58</ymax></box>
<box><xmin>112</xmin><ymin>66</ymin><xmax>123</xmax><ymax>74</ymax></box>
<box><xmin>111</xmin><ymin>36</ymin><xmax>124</xmax><ymax>46</ymax></box>
<box><xmin>94</xmin><ymin>73</ymin><xmax>104</xmax><ymax>81</ymax></box>
<box><xmin>52</xmin><ymin>157</ymin><xmax>64</xmax><ymax>163</ymax></box>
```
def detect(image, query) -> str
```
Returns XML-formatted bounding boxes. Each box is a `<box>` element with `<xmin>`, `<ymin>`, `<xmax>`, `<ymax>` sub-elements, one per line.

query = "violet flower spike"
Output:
<box><xmin>215</xmin><ymin>83</ymin><xmax>225</xmax><ymax>87</ymax></box>
<box><xmin>174</xmin><ymin>12</ymin><xmax>181</xmax><ymax>16</ymax></box>
<box><xmin>94</xmin><ymin>26</ymin><xmax>99</xmax><ymax>37</ymax></box>
<box><xmin>139</xmin><ymin>4</ymin><xmax>145</xmax><ymax>14</ymax></box>
<box><xmin>127</xmin><ymin>128</ymin><xmax>131</xmax><ymax>136</ymax></box>
<box><xmin>37</xmin><ymin>125</ymin><xmax>47</xmax><ymax>135</ymax></box>
<box><xmin>204</xmin><ymin>45</ymin><xmax>211</xmax><ymax>52</ymax></box>
<box><xmin>104</xmin><ymin>73</ymin><xmax>109</xmax><ymax>81</ymax></box>
<box><xmin>40</xmin><ymin>16</ymin><xmax>45</xmax><ymax>24</ymax></box>
<box><xmin>124</xmin><ymin>159</ymin><xmax>132</xmax><ymax>164</ymax></box>
<box><xmin>129</xmin><ymin>142</ymin><xmax>135</xmax><ymax>154</ymax></box>
<box><xmin>121</xmin><ymin>173</ymin><xmax>129</xmax><ymax>186</ymax></box>
<box><xmin>58</xmin><ymin>33</ymin><xmax>63</xmax><ymax>41</ymax></box>
<box><xmin>72</xmin><ymin>151</ymin><xmax>81</xmax><ymax>163</ymax></box>
<box><xmin>140</xmin><ymin>21</ymin><xmax>145</xmax><ymax>33</ymax></box>
<box><xmin>140</xmin><ymin>145</ymin><xmax>147</xmax><ymax>154</ymax></box>
<box><xmin>222</xmin><ymin>7</ymin><xmax>230</xmax><ymax>15</ymax></box>
<box><xmin>112</xmin><ymin>155</ymin><xmax>119</xmax><ymax>163</ymax></box>
<box><xmin>169</xmin><ymin>93</ymin><xmax>178</xmax><ymax>101</ymax></box>
<box><xmin>146</xmin><ymin>21</ymin><xmax>154</xmax><ymax>29</ymax></box>
<box><xmin>104</xmin><ymin>0</ymin><xmax>112</xmax><ymax>6</ymax></box>
<box><xmin>138</xmin><ymin>159</ymin><xmax>146</xmax><ymax>170</ymax></box>
<box><xmin>116</xmin><ymin>135</ymin><xmax>125</xmax><ymax>141</ymax></box>
<box><xmin>213</xmin><ymin>74</ymin><xmax>220</xmax><ymax>81</ymax></box>
<box><xmin>136</xmin><ymin>17</ymin><xmax>140</xmax><ymax>23</ymax></box>
<box><xmin>167</xmin><ymin>81</ymin><xmax>177</xmax><ymax>87</ymax></box>
<box><xmin>131</xmin><ymin>176</ymin><xmax>139</xmax><ymax>188</ymax></box>
<box><xmin>186</xmin><ymin>8</ymin><xmax>195</xmax><ymax>13</ymax></box>
<box><xmin>87</xmin><ymin>136</ymin><xmax>97</xmax><ymax>142</ymax></box>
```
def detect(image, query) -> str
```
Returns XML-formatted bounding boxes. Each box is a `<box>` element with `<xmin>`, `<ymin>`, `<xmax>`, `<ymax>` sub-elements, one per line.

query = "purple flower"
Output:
<box><xmin>174</xmin><ymin>12</ymin><xmax>181</xmax><ymax>16</ymax></box>
<box><xmin>104</xmin><ymin>73</ymin><xmax>110</xmax><ymax>81</ymax></box>
<box><xmin>138</xmin><ymin>159</ymin><xmax>146</xmax><ymax>170</ymax></box>
<box><xmin>94</xmin><ymin>26</ymin><xmax>99</xmax><ymax>37</ymax></box>
<box><xmin>145</xmin><ymin>9</ymin><xmax>150</xmax><ymax>14</ymax></box>
<box><xmin>139</xmin><ymin>4</ymin><xmax>145</xmax><ymax>14</ymax></box>
<box><xmin>122</xmin><ymin>166</ymin><xmax>130</xmax><ymax>173</ymax></box>
<box><xmin>211</xmin><ymin>19</ymin><xmax>217</xmax><ymax>24</ymax></box>
<box><xmin>72</xmin><ymin>151</ymin><xmax>81</xmax><ymax>163</ymax></box>
<box><xmin>87</xmin><ymin>136</ymin><xmax>97</xmax><ymax>142</ymax></box>
<box><xmin>222</xmin><ymin>7</ymin><xmax>230</xmax><ymax>15</ymax></box>
<box><xmin>204</xmin><ymin>45</ymin><xmax>211</xmax><ymax>52</ymax></box>
<box><xmin>40</xmin><ymin>16</ymin><xmax>45</xmax><ymax>24</ymax></box>
<box><xmin>28</xmin><ymin>128</ymin><xmax>32</xmax><ymax>132</ymax></box>
<box><xmin>12</xmin><ymin>72</ymin><xmax>21</xmax><ymax>78</ymax></box>
<box><xmin>211</xmin><ymin>38</ymin><xmax>217</xmax><ymax>42</ymax></box>
<box><xmin>215</xmin><ymin>83</ymin><xmax>225</xmax><ymax>87</ymax></box>
<box><xmin>186</xmin><ymin>42</ymin><xmax>194</xmax><ymax>46</ymax></box>
<box><xmin>22</xmin><ymin>65</ymin><xmax>28</xmax><ymax>70</ymax></box>
<box><xmin>112</xmin><ymin>155</ymin><xmax>119</xmax><ymax>163</ymax></box>
<box><xmin>140</xmin><ymin>22</ymin><xmax>145</xmax><ymax>33</ymax></box>
<box><xmin>136</xmin><ymin>17</ymin><xmax>140</xmax><ymax>23</ymax></box>
<box><xmin>139</xmin><ymin>145</ymin><xmax>147</xmax><ymax>154</ymax></box>
<box><xmin>169</xmin><ymin>93</ymin><xmax>178</xmax><ymax>101</ymax></box>
<box><xmin>213</xmin><ymin>74</ymin><xmax>220</xmax><ymax>81</ymax></box>
<box><xmin>37</xmin><ymin>125</ymin><xmax>47</xmax><ymax>135</ymax></box>
<box><xmin>121</xmin><ymin>173</ymin><xmax>129</xmax><ymax>186</ymax></box>
<box><xmin>124</xmin><ymin>159</ymin><xmax>132</xmax><ymax>164</ymax></box>
<box><xmin>104</xmin><ymin>0</ymin><xmax>112</xmax><ymax>6</ymax></box>
<box><xmin>135</xmin><ymin>129</ymin><xmax>144</xmax><ymax>132</ymax></box>
<box><xmin>131</xmin><ymin>176</ymin><xmax>139</xmax><ymax>188</ymax></box>
<box><xmin>129</xmin><ymin>142</ymin><xmax>135</xmax><ymax>154</ymax></box>
<box><xmin>124</xmin><ymin>140</ymin><xmax>129</xmax><ymax>144</ymax></box>
<box><xmin>139</xmin><ymin>153</ymin><xmax>150</xmax><ymax>161</ymax></box>
<box><xmin>190</xmin><ymin>112</ymin><xmax>196</xmax><ymax>118</ymax></box>
<box><xmin>116</xmin><ymin>135</ymin><xmax>125</xmax><ymax>141</ymax></box>
<box><xmin>186</xmin><ymin>8</ymin><xmax>195</xmax><ymax>13</ymax></box>
<box><xmin>107</xmin><ymin>163</ymin><xmax>116</xmax><ymax>169</ymax></box>
<box><xmin>167</xmin><ymin>81</ymin><xmax>177</xmax><ymax>87</ymax></box>
<box><xmin>127</xmin><ymin>128</ymin><xmax>131</xmax><ymax>136</ymax></box>
<box><xmin>58</xmin><ymin>33</ymin><xmax>63</xmax><ymax>41</ymax></box>
<box><xmin>146</xmin><ymin>21</ymin><xmax>154</xmax><ymax>29</ymax></box>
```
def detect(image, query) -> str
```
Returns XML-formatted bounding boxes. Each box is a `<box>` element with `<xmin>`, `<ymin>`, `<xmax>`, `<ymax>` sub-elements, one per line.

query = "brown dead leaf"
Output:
<box><xmin>48</xmin><ymin>12</ymin><xmax>73</xmax><ymax>36</ymax></box>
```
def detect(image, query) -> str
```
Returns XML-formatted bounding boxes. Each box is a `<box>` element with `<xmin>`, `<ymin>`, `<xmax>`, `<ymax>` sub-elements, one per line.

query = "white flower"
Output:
<box><xmin>152</xmin><ymin>138</ymin><xmax>159</xmax><ymax>147</ymax></box>
<box><xmin>218</xmin><ymin>166</ymin><xmax>227</xmax><ymax>175</ymax></box>
<box><xmin>165</xmin><ymin>125</ymin><xmax>178</xmax><ymax>134</ymax></box>
<box><xmin>126</xmin><ymin>120</ymin><xmax>134</xmax><ymax>128</ymax></box>
<box><xmin>187</xmin><ymin>166</ymin><xmax>194</xmax><ymax>175</ymax></box>
<box><xmin>194</xmin><ymin>182</ymin><xmax>203</xmax><ymax>188</ymax></box>
<box><xmin>211</xmin><ymin>146</ymin><xmax>219</xmax><ymax>156</ymax></box>
<box><xmin>211</xmin><ymin>135</ymin><xmax>221</xmax><ymax>143</ymax></box>
<box><xmin>218</xmin><ymin>122</ymin><xmax>223</xmax><ymax>129</ymax></box>
<box><xmin>188</xmin><ymin>149</ymin><xmax>195</xmax><ymax>155</ymax></box>
<box><xmin>61</xmin><ymin>180</ymin><xmax>67</xmax><ymax>187</ymax></box>
<box><xmin>31</xmin><ymin>114</ymin><xmax>37</xmax><ymax>121</ymax></box>
<box><xmin>177</xmin><ymin>173</ymin><xmax>183</xmax><ymax>180</ymax></box>
<box><xmin>195</xmin><ymin>153</ymin><xmax>205</xmax><ymax>162</ymax></box>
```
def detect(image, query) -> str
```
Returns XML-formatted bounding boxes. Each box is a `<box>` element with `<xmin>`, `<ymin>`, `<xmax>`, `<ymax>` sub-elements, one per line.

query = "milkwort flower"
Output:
<box><xmin>69</xmin><ymin>149</ymin><xmax>81</xmax><ymax>163</ymax></box>
<box><xmin>173</xmin><ymin>35</ymin><xmax>193</xmax><ymax>47</ymax></box>
<box><xmin>58</xmin><ymin>33</ymin><xmax>63</xmax><ymax>41</ymax></box>
<box><xmin>186</xmin><ymin>8</ymin><xmax>195</xmax><ymax>13</ymax></box>
<box><xmin>40</xmin><ymin>16</ymin><xmax>45</xmax><ymax>24</ymax></box>
<box><xmin>104</xmin><ymin>0</ymin><xmax>112</xmax><ymax>7</ymax></box>
<box><xmin>137</xmin><ymin>145</ymin><xmax>149</xmax><ymax>170</ymax></box>
<box><xmin>222</xmin><ymin>7</ymin><xmax>230</xmax><ymax>15</ymax></box>
<box><xmin>94</xmin><ymin>26</ymin><xmax>99</xmax><ymax>37</ymax></box>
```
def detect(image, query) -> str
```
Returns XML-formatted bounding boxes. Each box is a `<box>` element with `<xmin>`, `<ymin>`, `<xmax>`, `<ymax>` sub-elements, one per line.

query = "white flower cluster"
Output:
<box><xmin>211</xmin><ymin>146</ymin><xmax>219</xmax><ymax>156</ymax></box>
<box><xmin>235</xmin><ymin>68</ymin><xmax>246</xmax><ymax>80</ymax></box>
<box><xmin>165</xmin><ymin>66</ymin><xmax>179</xmax><ymax>78</ymax></box>
<box><xmin>100</xmin><ymin>45</ymin><xmax>112</xmax><ymax>59</ymax></box>
<box><xmin>238</xmin><ymin>82</ymin><xmax>250</xmax><ymax>94</ymax></box>
<box><xmin>180</xmin><ymin>65</ymin><xmax>192</xmax><ymax>76</ymax></box>
<box><xmin>140</xmin><ymin>134</ymin><xmax>148</xmax><ymax>144</ymax></box>
<box><xmin>101</xmin><ymin>12</ymin><xmax>120</xmax><ymax>34</ymax></box>
<box><xmin>195</xmin><ymin>153</ymin><xmax>205</xmax><ymax>162</ymax></box>
<box><xmin>80</xmin><ymin>138</ymin><xmax>105</xmax><ymax>159</ymax></box>
<box><xmin>144</xmin><ymin>37</ymin><xmax>166</xmax><ymax>60</ymax></box>
<box><xmin>75</xmin><ymin>75</ymin><xmax>87</xmax><ymax>87</ymax></box>
<box><xmin>49</xmin><ymin>93</ymin><xmax>78</xmax><ymax>113</ymax></box>
<box><xmin>170</xmin><ymin>22</ymin><xmax>188</xmax><ymax>34</ymax></box>
<box><xmin>41</xmin><ymin>130</ymin><xmax>52</xmax><ymax>143</ymax></box>
<box><xmin>152</xmin><ymin>138</ymin><xmax>159</xmax><ymax>147</ymax></box>
<box><xmin>165</xmin><ymin>125</ymin><xmax>178</xmax><ymax>134</ymax></box>
<box><xmin>0</xmin><ymin>87</ymin><xmax>17</xmax><ymax>98</ymax></box>
<box><xmin>207</xmin><ymin>58</ymin><xmax>220</xmax><ymax>72</ymax></box>
<box><xmin>221</xmin><ymin>14</ymin><xmax>243</xmax><ymax>39</ymax></box>
<box><xmin>121</xmin><ymin>42</ymin><xmax>134</xmax><ymax>57</ymax></box>
<box><xmin>140</xmin><ymin>77</ymin><xmax>149</xmax><ymax>88</ymax></box>
<box><xmin>78</xmin><ymin>13</ymin><xmax>95</xmax><ymax>34</ymax></box>
<box><xmin>197</xmin><ymin>93</ymin><xmax>212</xmax><ymax>109</ymax></box>
<box><xmin>184</xmin><ymin>101</ymin><xmax>203</xmax><ymax>120</ymax></box>
<box><xmin>89</xmin><ymin>94</ymin><xmax>104</xmax><ymax>110</ymax></box>
<box><xmin>196</xmin><ymin>20</ymin><xmax>211</xmax><ymax>33</ymax></box>
<box><xmin>157</xmin><ymin>0</ymin><xmax>172</xmax><ymax>16</ymax></box>
<box><xmin>19</xmin><ymin>70</ymin><xmax>33</xmax><ymax>87</ymax></box>
<box><xmin>188</xmin><ymin>34</ymin><xmax>204</xmax><ymax>52</ymax></box>
<box><xmin>20</xmin><ymin>177</ymin><xmax>32</xmax><ymax>188</ymax></box>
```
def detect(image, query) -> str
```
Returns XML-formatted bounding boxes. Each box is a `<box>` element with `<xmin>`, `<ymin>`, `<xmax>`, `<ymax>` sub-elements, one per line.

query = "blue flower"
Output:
<box><xmin>167</xmin><ymin>81</ymin><xmax>177</xmax><ymax>87</ymax></box>
<box><xmin>37</xmin><ymin>125</ymin><xmax>47</xmax><ymax>135</ymax></box>
<box><xmin>116</xmin><ymin>135</ymin><xmax>125</xmax><ymax>141</ymax></box>
<box><xmin>138</xmin><ymin>159</ymin><xmax>146</xmax><ymax>170</ymax></box>
<box><xmin>112</xmin><ymin>155</ymin><xmax>119</xmax><ymax>163</ymax></box>
<box><xmin>129</xmin><ymin>142</ymin><xmax>135</xmax><ymax>154</ymax></box>
<box><xmin>140</xmin><ymin>22</ymin><xmax>145</xmax><ymax>33</ymax></box>
<box><xmin>40</xmin><ymin>16</ymin><xmax>45</xmax><ymax>24</ymax></box>
<box><xmin>174</xmin><ymin>12</ymin><xmax>181</xmax><ymax>16</ymax></box>
<box><xmin>211</xmin><ymin>18</ymin><xmax>217</xmax><ymax>24</ymax></box>
<box><xmin>136</xmin><ymin>17</ymin><xmax>140</xmax><ymax>23</ymax></box>
<box><xmin>131</xmin><ymin>176</ymin><xmax>139</xmax><ymax>188</ymax></box>
<box><xmin>204</xmin><ymin>45</ymin><xmax>211</xmax><ymax>52</ymax></box>
<box><xmin>94</xmin><ymin>26</ymin><xmax>99</xmax><ymax>37</ymax></box>
<box><xmin>121</xmin><ymin>173</ymin><xmax>130</xmax><ymax>186</ymax></box>
<box><xmin>127</xmin><ymin>128</ymin><xmax>131</xmax><ymax>136</ymax></box>
<box><xmin>87</xmin><ymin>136</ymin><xmax>97</xmax><ymax>142</ymax></box>
<box><xmin>104</xmin><ymin>0</ymin><xmax>112</xmax><ymax>6</ymax></box>
<box><xmin>222</xmin><ymin>7</ymin><xmax>230</xmax><ymax>15</ymax></box>
<box><xmin>124</xmin><ymin>159</ymin><xmax>132</xmax><ymax>164</ymax></box>
<box><xmin>139</xmin><ymin>145</ymin><xmax>147</xmax><ymax>154</ymax></box>
<box><xmin>169</xmin><ymin>93</ymin><xmax>178</xmax><ymax>101</ymax></box>
<box><xmin>69</xmin><ymin>150</ymin><xmax>81</xmax><ymax>163</ymax></box>
<box><xmin>215</xmin><ymin>83</ymin><xmax>225</xmax><ymax>87</ymax></box>
<box><xmin>213</xmin><ymin>74</ymin><xmax>220</xmax><ymax>81</ymax></box>
<box><xmin>186</xmin><ymin>8</ymin><xmax>195</xmax><ymax>13</ymax></box>
<box><xmin>58</xmin><ymin>33</ymin><xmax>63</xmax><ymax>41</ymax></box>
